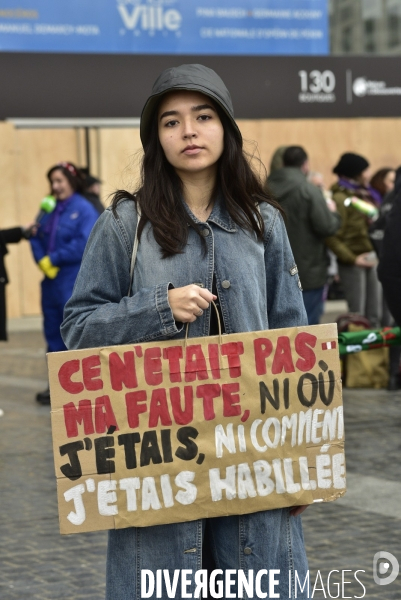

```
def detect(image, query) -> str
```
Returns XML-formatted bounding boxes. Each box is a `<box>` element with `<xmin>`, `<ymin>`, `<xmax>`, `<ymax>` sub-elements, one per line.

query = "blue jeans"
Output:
<box><xmin>106</xmin><ymin>510</ymin><xmax>309</xmax><ymax>599</ymax></box>
<box><xmin>41</xmin><ymin>276</ymin><xmax>73</xmax><ymax>352</ymax></box>
<box><xmin>302</xmin><ymin>287</ymin><xmax>324</xmax><ymax>326</ymax></box>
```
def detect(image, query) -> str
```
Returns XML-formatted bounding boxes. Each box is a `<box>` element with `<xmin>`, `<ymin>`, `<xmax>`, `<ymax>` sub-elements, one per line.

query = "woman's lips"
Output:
<box><xmin>182</xmin><ymin>146</ymin><xmax>203</xmax><ymax>155</ymax></box>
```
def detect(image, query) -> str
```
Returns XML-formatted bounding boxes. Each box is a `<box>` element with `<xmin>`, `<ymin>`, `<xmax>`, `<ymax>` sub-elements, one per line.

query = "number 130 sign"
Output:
<box><xmin>298</xmin><ymin>70</ymin><xmax>336</xmax><ymax>94</ymax></box>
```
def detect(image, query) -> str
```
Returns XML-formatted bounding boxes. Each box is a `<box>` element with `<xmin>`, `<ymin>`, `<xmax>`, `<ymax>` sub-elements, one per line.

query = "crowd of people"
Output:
<box><xmin>1</xmin><ymin>141</ymin><xmax>401</xmax><ymax>401</ymax></box>
<box><xmin>1</xmin><ymin>146</ymin><xmax>400</xmax><ymax>399</ymax></box>
<box><xmin>265</xmin><ymin>144</ymin><xmax>401</xmax><ymax>389</ymax></box>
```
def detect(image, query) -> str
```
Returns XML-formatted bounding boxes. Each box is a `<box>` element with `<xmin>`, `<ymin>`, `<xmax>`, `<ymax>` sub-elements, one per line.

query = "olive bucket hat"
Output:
<box><xmin>140</xmin><ymin>63</ymin><xmax>242</xmax><ymax>147</ymax></box>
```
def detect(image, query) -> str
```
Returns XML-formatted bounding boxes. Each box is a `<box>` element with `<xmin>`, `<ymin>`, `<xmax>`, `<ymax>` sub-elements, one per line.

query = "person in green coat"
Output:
<box><xmin>325</xmin><ymin>152</ymin><xmax>381</xmax><ymax>327</ymax></box>
<box><xmin>268</xmin><ymin>146</ymin><xmax>341</xmax><ymax>324</ymax></box>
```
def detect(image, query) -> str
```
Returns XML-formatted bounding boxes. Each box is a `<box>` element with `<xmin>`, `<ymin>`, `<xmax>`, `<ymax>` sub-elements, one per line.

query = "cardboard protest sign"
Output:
<box><xmin>49</xmin><ymin>323</ymin><xmax>345</xmax><ymax>535</ymax></box>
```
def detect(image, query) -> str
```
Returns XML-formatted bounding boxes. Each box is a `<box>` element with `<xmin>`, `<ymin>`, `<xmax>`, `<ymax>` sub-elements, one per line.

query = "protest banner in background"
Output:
<box><xmin>49</xmin><ymin>323</ymin><xmax>345</xmax><ymax>535</ymax></box>
<box><xmin>338</xmin><ymin>326</ymin><xmax>401</xmax><ymax>355</ymax></box>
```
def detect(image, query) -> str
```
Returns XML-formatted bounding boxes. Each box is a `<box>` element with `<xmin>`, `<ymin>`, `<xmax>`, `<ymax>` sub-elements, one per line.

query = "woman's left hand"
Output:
<box><xmin>168</xmin><ymin>284</ymin><xmax>216</xmax><ymax>323</ymax></box>
<box><xmin>290</xmin><ymin>505</ymin><xmax>309</xmax><ymax>517</ymax></box>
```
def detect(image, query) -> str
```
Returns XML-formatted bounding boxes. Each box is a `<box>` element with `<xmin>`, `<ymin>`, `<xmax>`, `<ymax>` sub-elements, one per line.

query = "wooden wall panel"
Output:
<box><xmin>98</xmin><ymin>128</ymin><xmax>143</xmax><ymax>207</ymax></box>
<box><xmin>16</xmin><ymin>128</ymin><xmax>79</xmax><ymax>317</ymax></box>
<box><xmin>1</xmin><ymin>127</ymin><xmax>79</xmax><ymax>318</ymax></box>
<box><xmin>1</xmin><ymin>118</ymin><xmax>401</xmax><ymax>319</ymax></box>
<box><xmin>0</xmin><ymin>123</ymin><xmax>21</xmax><ymax>319</ymax></box>
<box><xmin>238</xmin><ymin>118</ymin><xmax>401</xmax><ymax>189</ymax></box>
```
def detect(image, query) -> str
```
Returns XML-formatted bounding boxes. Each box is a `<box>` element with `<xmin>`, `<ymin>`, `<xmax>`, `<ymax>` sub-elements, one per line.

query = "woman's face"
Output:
<box><xmin>157</xmin><ymin>90</ymin><xmax>224</xmax><ymax>178</ymax></box>
<box><xmin>357</xmin><ymin>167</ymin><xmax>371</xmax><ymax>187</ymax></box>
<box><xmin>50</xmin><ymin>169</ymin><xmax>74</xmax><ymax>200</ymax></box>
<box><xmin>383</xmin><ymin>170</ymin><xmax>396</xmax><ymax>193</ymax></box>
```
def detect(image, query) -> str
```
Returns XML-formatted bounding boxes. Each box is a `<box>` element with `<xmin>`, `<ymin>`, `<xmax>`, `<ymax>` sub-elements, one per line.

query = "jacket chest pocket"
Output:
<box><xmin>59</xmin><ymin>219</ymin><xmax>79</xmax><ymax>243</ymax></box>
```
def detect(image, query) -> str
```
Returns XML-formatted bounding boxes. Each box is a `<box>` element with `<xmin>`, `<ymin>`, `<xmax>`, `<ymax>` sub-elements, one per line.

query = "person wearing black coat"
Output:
<box><xmin>378</xmin><ymin>178</ymin><xmax>401</xmax><ymax>390</ymax></box>
<box><xmin>81</xmin><ymin>173</ymin><xmax>105</xmax><ymax>215</ymax></box>
<box><xmin>0</xmin><ymin>227</ymin><xmax>31</xmax><ymax>340</ymax></box>
<box><xmin>378</xmin><ymin>191</ymin><xmax>401</xmax><ymax>326</ymax></box>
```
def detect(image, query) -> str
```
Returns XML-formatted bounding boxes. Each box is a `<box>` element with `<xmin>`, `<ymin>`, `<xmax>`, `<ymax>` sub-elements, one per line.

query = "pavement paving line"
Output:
<box><xmin>0</xmin><ymin>374</ymin><xmax>48</xmax><ymax>390</ymax></box>
<box><xmin>0</xmin><ymin>348</ymin><xmax>45</xmax><ymax>357</ymax></box>
<box><xmin>337</xmin><ymin>472</ymin><xmax>401</xmax><ymax>519</ymax></box>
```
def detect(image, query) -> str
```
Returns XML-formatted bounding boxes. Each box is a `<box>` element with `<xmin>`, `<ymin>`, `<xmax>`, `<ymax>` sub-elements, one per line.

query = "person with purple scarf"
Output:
<box><xmin>325</xmin><ymin>152</ymin><xmax>382</xmax><ymax>327</ymax></box>
<box><xmin>30</xmin><ymin>162</ymin><xmax>98</xmax><ymax>404</ymax></box>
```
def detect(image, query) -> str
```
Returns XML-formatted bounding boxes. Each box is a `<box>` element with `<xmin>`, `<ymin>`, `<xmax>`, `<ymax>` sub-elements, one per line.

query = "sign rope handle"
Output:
<box><xmin>128</xmin><ymin>202</ymin><xmax>141</xmax><ymax>296</ymax></box>
<box><xmin>185</xmin><ymin>300</ymin><xmax>222</xmax><ymax>346</ymax></box>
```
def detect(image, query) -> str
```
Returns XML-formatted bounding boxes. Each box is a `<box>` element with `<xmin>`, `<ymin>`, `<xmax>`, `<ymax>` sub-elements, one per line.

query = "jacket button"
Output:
<box><xmin>244</xmin><ymin>547</ymin><xmax>252</xmax><ymax>555</ymax></box>
<box><xmin>0</xmin><ymin>277</ymin><xmax>5</xmax><ymax>283</ymax></box>
<box><xmin>202</xmin><ymin>228</ymin><xmax>210</xmax><ymax>237</ymax></box>
<box><xmin>222</xmin><ymin>280</ymin><xmax>231</xmax><ymax>289</ymax></box>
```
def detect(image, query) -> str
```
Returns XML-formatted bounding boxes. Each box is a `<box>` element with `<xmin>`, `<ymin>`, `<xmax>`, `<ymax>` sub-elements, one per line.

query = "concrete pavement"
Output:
<box><xmin>0</xmin><ymin>328</ymin><xmax>400</xmax><ymax>599</ymax></box>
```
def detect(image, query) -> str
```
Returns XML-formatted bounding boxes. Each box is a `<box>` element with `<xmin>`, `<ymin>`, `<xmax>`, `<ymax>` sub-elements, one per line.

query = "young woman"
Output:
<box><xmin>30</xmin><ymin>162</ymin><xmax>98</xmax><ymax>404</ymax></box>
<box><xmin>61</xmin><ymin>64</ymin><xmax>310</xmax><ymax>599</ymax></box>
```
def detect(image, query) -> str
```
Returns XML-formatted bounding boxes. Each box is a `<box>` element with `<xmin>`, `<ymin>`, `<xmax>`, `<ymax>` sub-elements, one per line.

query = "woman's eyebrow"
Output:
<box><xmin>159</xmin><ymin>110</ymin><xmax>178</xmax><ymax>121</ymax></box>
<box><xmin>192</xmin><ymin>103</ymin><xmax>216</xmax><ymax>112</ymax></box>
<box><xmin>159</xmin><ymin>104</ymin><xmax>216</xmax><ymax>121</ymax></box>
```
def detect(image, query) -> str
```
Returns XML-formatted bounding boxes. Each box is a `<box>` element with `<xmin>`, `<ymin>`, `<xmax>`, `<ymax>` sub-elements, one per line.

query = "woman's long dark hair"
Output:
<box><xmin>112</xmin><ymin>105</ymin><xmax>281</xmax><ymax>258</ymax></box>
<box><xmin>370</xmin><ymin>168</ymin><xmax>394</xmax><ymax>197</ymax></box>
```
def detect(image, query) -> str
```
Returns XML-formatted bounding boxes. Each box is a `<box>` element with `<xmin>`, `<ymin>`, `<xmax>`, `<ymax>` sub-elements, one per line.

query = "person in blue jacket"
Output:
<box><xmin>30</xmin><ymin>161</ymin><xmax>98</xmax><ymax>404</ymax></box>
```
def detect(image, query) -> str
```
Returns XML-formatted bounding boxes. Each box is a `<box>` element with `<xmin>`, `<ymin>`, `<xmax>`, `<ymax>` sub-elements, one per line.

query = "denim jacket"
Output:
<box><xmin>61</xmin><ymin>196</ymin><xmax>307</xmax><ymax>350</ymax></box>
<box><xmin>61</xmin><ymin>197</ymin><xmax>310</xmax><ymax>600</ymax></box>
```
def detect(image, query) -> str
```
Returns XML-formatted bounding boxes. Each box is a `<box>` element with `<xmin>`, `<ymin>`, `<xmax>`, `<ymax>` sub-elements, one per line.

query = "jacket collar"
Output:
<box><xmin>184</xmin><ymin>191</ymin><xmax>237</xmax><ymax>233</ymax></box>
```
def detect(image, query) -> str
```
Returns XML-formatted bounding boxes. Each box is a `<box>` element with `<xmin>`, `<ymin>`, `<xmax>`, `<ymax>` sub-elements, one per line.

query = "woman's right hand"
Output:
<box><xmin>354</xmin><ymin>252</ymin><xmax>377</xmax><ymax>268</ymax></box>
<box><xmin>168</xmin><ymin>285</ymin><xmax>216</xmax><ymax>323</ymax></box>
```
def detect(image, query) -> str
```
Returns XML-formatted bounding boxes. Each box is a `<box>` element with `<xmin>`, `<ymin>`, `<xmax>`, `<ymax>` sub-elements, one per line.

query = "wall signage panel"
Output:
<box><xmin>1</xmin><ymin>54</ymin><xmax>401</xmax><ymax>120</ymax></box>
<box><xmin>0</xmin><ymin>0</ymin><xmax>328</xmax><ymax>55</ymax></box>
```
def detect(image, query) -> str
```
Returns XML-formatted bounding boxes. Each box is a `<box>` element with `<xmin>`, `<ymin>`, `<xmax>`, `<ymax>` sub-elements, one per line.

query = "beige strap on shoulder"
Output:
<box><xmin>128</xmin><ymin>203</ymin><xmax>141</xmax><ymax>296</ymax></box>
